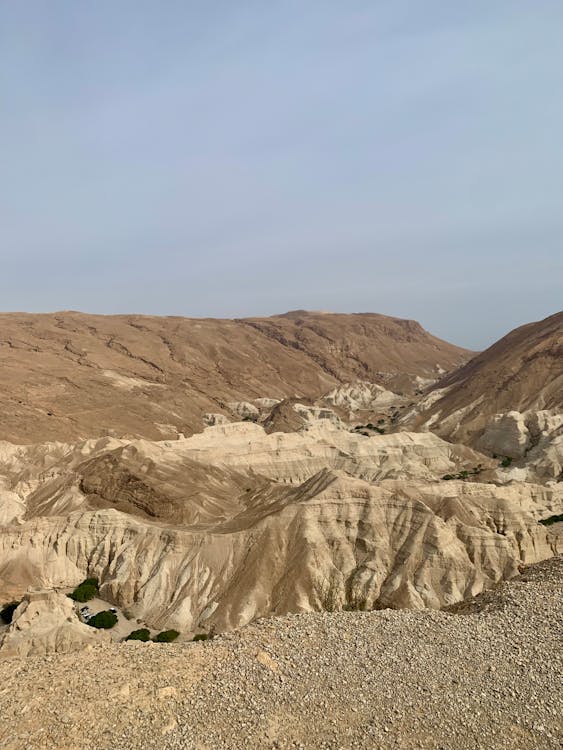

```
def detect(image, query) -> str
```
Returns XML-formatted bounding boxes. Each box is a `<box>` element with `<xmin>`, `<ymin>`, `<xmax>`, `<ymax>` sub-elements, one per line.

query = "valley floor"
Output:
<box><xmin>1</xmin><ymin>557</ymin><xmax>561</xmax><ymax>750</ymax></box>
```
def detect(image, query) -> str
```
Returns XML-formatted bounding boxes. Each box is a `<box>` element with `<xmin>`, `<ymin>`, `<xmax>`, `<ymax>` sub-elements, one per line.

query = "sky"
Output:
<box><xmin>1</xmin><ymin>1</ymin><xmax>561</xmax><ymax>349</ymax></box>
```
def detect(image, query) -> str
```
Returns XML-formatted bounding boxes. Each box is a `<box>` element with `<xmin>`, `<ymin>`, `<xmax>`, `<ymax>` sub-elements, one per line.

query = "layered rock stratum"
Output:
<box><xmin>0</xmin><ymin>408</ymin><xmax>561</xmax><ymax>639</ymax></box>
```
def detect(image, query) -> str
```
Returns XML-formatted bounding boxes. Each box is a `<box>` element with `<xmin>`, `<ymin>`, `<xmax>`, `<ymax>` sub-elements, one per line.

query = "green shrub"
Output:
<box><xmin>69</xmin><ymin>584</ymin><xmax>97</xmax><ymax>603</ymax></box>
<box><xmin>442</xmin><ymin>470</ymin><xmax>474</xmax><ymax>481</ymax></box>
<box><xmin>192</xmin><ymin>633</ymin><xmax>209</xmax><ymax>642</ymax></box>
<box><xmin>0</xmin><ymin>601</ymin><xmax>21</xmax><ymax>624</ymax></box>
<box><xmin>154</xmin><ymin>629</ymin><xmax>180</xmax><ymax>642</ymax></box>
<box><xmin>500</xmin><ymin>457</ymin><xmax>512</xmax><ymax>468</ymax></box>
<box><xmin>539</xmin><ymin>514</ymin><xmax>563</xmax><ymax>526</ymax></box>
<box><xmin>88</xmin><ymin>610</ymin><xmax>118</xmax><ymax>629</ymax></box>
<box><xmin>353</xmin><ymin>424</ymin><xmax>385</xmax><ymax>435</ymax></box>
<box><xmin>125</xmin><ymin>628</ymin><xmax>151</xmax><ymax>641</ymax></box>
<box><xmin>69</xmin><ymin>577</ymin><xmax>99</xmax><ymax>603</ymax></box>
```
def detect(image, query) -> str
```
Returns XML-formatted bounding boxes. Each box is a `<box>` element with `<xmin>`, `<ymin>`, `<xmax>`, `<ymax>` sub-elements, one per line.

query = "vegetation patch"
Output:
<box><xmin>0</xmin><ymin>601</ymin><xmax>21</xmax><ymax>624</ymax></box>
<box><xmin>154</xmin><ymin>629</ymin><xmax>180</xmax><ymax>642</ymax></box>
<box><xmin>87</xmin><ymin>610</ymin><xmax>118</xmax><ymax>629</ymax></box>
<box><xmin>442</xmin><ymin>465</ymin><xmax>483</xmax><ymax>481</ymax></box>
<box><xmin>500</xmin><ymin>456</ymin><xmax>513</xmax><ymax>468</ymax></box>
<box><xmin>125</xmin><ymin>628</ymin><xmax>151</xmax><ymax>641</ymax></box>
<box><xmin>352</xmin><ymin>424</ymin><xmax>385</xmax><ymax>435</ymax></box>
<box><xmin>539</xmin><ymin>514</ymin><xmax>563</xmax><ymax>526</ymax></box>
<box><xmin>69</xmin><ymin>577</ymin><xmax>99</xmax><ymax>603</ymax></box>
<box><xmin>192</xmin><ymin>633</ymin><xmax>210</xmax><ymax>642</ymax></box>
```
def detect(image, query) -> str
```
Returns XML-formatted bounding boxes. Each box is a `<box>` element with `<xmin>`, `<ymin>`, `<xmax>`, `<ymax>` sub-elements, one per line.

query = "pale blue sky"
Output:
<box><xmin>1</xmin><ymin>1</ymin><xmax>561</xmax><ymax>348</ymax></box>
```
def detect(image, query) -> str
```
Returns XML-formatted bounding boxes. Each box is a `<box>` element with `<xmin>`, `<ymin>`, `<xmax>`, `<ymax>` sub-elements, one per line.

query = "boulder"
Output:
<box><xmin>0</xmin><ymin>590</ymin><xmax>110</xmax><ymax>658</ymax></box>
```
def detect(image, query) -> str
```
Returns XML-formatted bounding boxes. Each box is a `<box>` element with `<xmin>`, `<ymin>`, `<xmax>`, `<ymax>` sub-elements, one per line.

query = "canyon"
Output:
<box><xmin>0</xmin><ymin>310</ymin><xmax>561</xmax><ymax>659</ymax></box>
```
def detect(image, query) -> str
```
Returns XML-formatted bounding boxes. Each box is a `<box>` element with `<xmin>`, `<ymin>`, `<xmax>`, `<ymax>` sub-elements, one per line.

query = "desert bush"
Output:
<box><xmin>69</xmin><ymin>577</ymin><xmax>99</xmax><ymax>603</ymax></box>
<box><xmin>443</xmin><ymin>467</ymin><xmax>482</xmax><ymax>481</ymax></box>
<box><xmin>125</xmin><ymin>628</ymin><xmax>151</xmax><ymax>641</ymax></box>
<box><xmin>0</xmin><ymin>601</ymin><xmax>21</xmax><ymax>624</ymax></box>
<box><xmin>88</xmin><ymin>610</ymin><xmax>118</xmax><ymax>629</ymax></box>
<box><xmin>154</xmin><ymin>629</ymin><xmax>180</xmax><ymax>642</ymax></box>
<box><xmin>539</xmin><ymin>514</ymin><xmax>563</xmax><ymax>526</ymax></box>
<box><xmin>192</xmin><ymin>633</ymin><xmax>209</xmax><ymax>642</ymax></box>
<box><xmin>500</xmin><ymin>457</ymin><xmax>512</xmax><ymax>468</ymax></box>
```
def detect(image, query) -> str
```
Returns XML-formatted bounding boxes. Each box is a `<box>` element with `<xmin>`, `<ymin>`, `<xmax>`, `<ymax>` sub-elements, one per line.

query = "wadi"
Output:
<box><xmin>0</xmin><ymin>309</ymin><xmax>561</xmax><ymax>749</ymax></box>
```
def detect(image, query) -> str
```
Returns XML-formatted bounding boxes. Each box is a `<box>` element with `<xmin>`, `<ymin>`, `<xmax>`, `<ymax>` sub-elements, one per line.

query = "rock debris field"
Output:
<box><xmin>1</xmin><ymin>556</ymin><xmax>561</xmax><ymax>750</ymax></box>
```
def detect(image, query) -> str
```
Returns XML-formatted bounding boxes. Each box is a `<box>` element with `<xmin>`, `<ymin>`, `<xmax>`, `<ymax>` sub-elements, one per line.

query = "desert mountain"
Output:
<box><xmin>410</xmin><ymin>312</ymin><xmax>562</xmax><ymax>446</ymax></box>
<box><xmin>0</xmin><ymin>310</ymin><xmax>469</xmax><ymax>444</ymax></box>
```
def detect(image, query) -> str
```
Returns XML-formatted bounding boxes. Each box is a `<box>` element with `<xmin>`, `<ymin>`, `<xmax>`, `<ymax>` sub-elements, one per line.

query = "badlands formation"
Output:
<box><xmin>0</xmin><ymin>309</ymin><xmax>562</xmax><ymax>748</ymax></box>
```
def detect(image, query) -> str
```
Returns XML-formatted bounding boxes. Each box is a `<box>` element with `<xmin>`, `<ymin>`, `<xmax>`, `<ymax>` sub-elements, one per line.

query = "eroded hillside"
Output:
<box><xmin>0</xmin><ymin>310</ymin><xmax>561</xmax><ymax>661</ymax></box>
<box><xmin>0</xmin><ymin>310</ymin><xmax>469</xmax><ymax>443</ymax></box>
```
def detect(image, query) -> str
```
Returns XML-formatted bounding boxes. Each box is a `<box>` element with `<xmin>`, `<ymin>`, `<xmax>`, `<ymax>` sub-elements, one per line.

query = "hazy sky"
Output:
<box><xmin>1</xmin><ymin>2</ymin><xmax>561</xmax><ymax>349</ymax></box>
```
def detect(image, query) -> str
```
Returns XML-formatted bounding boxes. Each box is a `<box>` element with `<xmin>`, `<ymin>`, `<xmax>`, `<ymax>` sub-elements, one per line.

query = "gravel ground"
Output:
<box><xmin>0</xmin><ymin>556</ymin><xmax>561</xmax><ymax>750</ymax></box>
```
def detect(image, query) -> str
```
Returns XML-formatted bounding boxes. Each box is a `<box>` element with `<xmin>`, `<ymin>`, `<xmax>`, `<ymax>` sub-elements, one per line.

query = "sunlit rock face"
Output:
<box><xmin>0</xmin><ymin>424</ymin><xmax>560</xmax><ymax>636</ymax></box>
<box><xmin>0</xmin><ymin>590</ymin><xmax>110</xmax><ymax>658</ymax></box>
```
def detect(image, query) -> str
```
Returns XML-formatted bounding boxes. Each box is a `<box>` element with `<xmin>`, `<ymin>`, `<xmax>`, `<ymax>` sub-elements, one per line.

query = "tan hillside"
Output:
<box><xmin>1</xmin><ymin>424</ymin><xmax>560</xmax><ymax>633</ymax></box>
<box><xmin>412</xmin><ymin>311</ymin><xmax>563</xmax><ymax>445</ymax></box>
<box><xmin>0</xmin><ymin>310</ymin><xmax>469</xmax><ymax>444</ymax></box>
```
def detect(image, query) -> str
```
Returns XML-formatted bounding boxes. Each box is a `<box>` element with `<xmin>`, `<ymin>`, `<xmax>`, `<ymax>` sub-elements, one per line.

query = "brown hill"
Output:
<box><xmin>414</xmin><ymin>311</ymin><xmax>563</xmax><ymax>444</ymax></box>
<box><xmin>0</xmin><ymin>310</ymin><xmax>468</xmax><ymax>443</ymax></box>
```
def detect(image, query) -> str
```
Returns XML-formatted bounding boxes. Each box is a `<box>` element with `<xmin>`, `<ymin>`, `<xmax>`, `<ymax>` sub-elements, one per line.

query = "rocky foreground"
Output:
<box><xmin>1</xmin><ymin>557</ymin><xmax>561</xmax><ymax>750</ymax></box>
